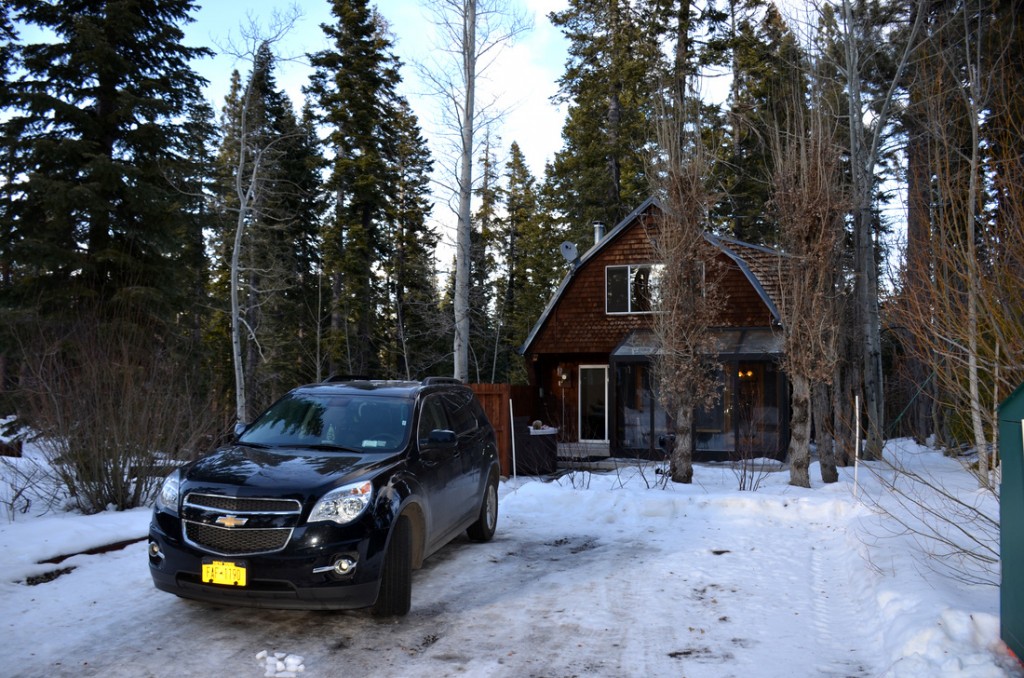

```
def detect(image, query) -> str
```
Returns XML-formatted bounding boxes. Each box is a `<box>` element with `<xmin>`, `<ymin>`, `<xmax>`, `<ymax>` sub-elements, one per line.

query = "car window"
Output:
<box><xmin>442</xmin><ymin>390</ymin><xmax>479</xmax><ymax>436</ymax></box>
<box><xmin>417</xmin><ymin>396</ymin><xmax>449</xmax><ymax>444</ymax></box>
<box><xmin>347</xmin><ymin>400</ymin><xmax>411</xmax><ymax>450</ymax></box>
<box><xmin>240</xmin><ymin>393</ymin><xmax>411</xmax><ymax>452</ymax></box>
<box><xmin>239</xmin><ymin>394</ymin><xmax>329</xmax><ymax>445</ymax></box>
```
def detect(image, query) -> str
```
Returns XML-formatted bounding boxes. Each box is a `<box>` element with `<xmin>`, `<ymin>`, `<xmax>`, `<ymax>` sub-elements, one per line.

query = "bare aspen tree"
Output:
<box><xmin>769</xmin><ymin>85</ymin><xmax>846</xmax><ymax>488</ymax></box>
<box><xmin>223</xmin><ymin>9</ymin><xmax>301</xmax><ymax>424</ymax></box>
<box><xmin>838</xmin><ymin>0</ymin><xmax>925</xmax><ymax>459</ymax></box>
<box><xmin>958</xmin><ymin>12</ymin><xmax>989</xmax><ymax>481</ymax></box>
<box><xmin>419</xmin><ymin>0</ymin><xmax>530</xmax><ymax>382</ymax></box>
<box><xmin>892</xmin><ymin>0</ymin><xmax>1024</xmax><ymax>487</ymax></box>
<box><xmin>650</xmin><ymin>97</ymin><xmax>725</xmax><ymax>484</ymax></box>
<box><xmin>857</xmin><ymin>0</ymin><xmax>1023</xmax><ymax>586</ymax></box>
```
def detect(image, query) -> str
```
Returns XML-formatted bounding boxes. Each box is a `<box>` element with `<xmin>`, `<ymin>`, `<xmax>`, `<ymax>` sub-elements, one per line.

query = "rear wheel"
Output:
<box><xmin>466</xmin><ymin>475</ymin><xmax>498</xmax><ymax>542</ymax></box>
<box><xmin>371</xmin><ymin>515</ymin><xmax>412</xmax><ymax>617</ymax></box>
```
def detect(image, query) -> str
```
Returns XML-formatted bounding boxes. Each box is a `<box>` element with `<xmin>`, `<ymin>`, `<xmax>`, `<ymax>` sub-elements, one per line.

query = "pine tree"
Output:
<box><xmin>0</xmin><ymin>5</ymin><xmax>14</xmax><ymax>84</ymax></box>
<box><xmin>0</xmin><ymin>5</ymin><xmax>19</xmax><ymax>398</ymax></box>
<box><xmin>306</xmin><ymin>0</ymin><xmax>403</xmax><ymax>378</ymax></box>
<box><xmin>718</xmin><ymin>5</ymin><xmax>806</xmax><ymax>244</ymax></box>
<box><xmin>0</xmin><ymin>0</ymin><xmax>218</xmax><ymax>507</ymax></box>
<box><xmin>499</xmin><ymin>142</ymin><xmax>554</xmax><ymax>385</ymax></box>
<box><xmin>547</xmin><ymin>0</ymin><xmax>660</xmax><ymax>248</ymax></box>
<box><xmin>470</xmin><ymin>136</ymin><xmax>501</xmax><ymax>383</ymax></box>
<box><xmin>833</xmin><ymin>0</ymin><xmax>922</xmax><ymax>460</ymax></box>
<box><xmin>1</xmin><ymin>0</ymin><xmax>213</xmax><ymax>324</ymax></box>
<box><xmin>382</xmin><ymin>99</ymin><xmax>446</xmax><ymax>380</ymax></box>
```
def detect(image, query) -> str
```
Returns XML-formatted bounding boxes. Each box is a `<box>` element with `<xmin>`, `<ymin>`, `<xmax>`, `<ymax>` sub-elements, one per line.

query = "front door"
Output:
<box><xmin>579</xmin><ymin>365</ymin><xmax>608</xmax><ymax>442</ymax></box>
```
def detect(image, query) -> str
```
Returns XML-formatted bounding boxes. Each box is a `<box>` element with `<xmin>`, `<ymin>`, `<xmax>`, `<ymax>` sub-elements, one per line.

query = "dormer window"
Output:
<box><xmin>606</xmin><ymin>264</ymin><xmax>662</xmax><ymax>314</ymax></box>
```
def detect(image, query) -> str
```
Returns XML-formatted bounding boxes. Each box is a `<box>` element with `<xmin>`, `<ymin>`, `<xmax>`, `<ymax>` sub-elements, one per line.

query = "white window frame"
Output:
<box><xmin>605</xmin><ymin>264</ymin><xmax>663</xmax><ymax>315</ymax></box>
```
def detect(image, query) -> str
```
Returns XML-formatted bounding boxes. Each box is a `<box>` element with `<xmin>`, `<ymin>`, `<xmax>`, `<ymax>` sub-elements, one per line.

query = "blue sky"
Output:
<box><xmin>185</xmin><ymin>0</ymin><xmax>570</xmax><ymax>181</ymax></box>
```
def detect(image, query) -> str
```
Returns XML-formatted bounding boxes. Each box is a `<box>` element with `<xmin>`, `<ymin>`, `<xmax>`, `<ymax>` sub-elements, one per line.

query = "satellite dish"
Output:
<box><xmin>560</xmin><ymin>241</ymin><xmax>579</xmax><ymax>266</ymax></box>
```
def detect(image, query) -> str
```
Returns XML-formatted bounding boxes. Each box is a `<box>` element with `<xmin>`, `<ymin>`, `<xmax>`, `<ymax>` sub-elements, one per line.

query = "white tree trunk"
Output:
<box><xmin>452</xmin><ymin>0</ymin><xmax>477</xmax><ymax>383</ymax></box>
<box><xmin>839</xmin><ymin>0</ymin><xmax>924</xmax><ymax>460</ymax></box>
<box><xmin>422</xmin><ymin>0</ymin><xmax>528</xmax><ymax>382</ymax></box>
<box><xmin>963</xmin><ymin>62</ymin><xmax>989</xmax><ymax>485</ymax></box>
<box><xmin>230</xmin><ymin>87</ymin><xmax>254</xmax><ymax>425</ymax></box>
<box><xmin>230</xmin><ymin>205</ymin><xmax>247</xmax><ymax>424</ymax></box>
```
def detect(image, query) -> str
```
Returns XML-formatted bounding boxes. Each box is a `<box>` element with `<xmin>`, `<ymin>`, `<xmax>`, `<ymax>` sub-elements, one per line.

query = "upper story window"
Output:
<box><xmin>606</xmin><ymin>264</ymin><xmax>662</xmax><ymax>314</ymax></box>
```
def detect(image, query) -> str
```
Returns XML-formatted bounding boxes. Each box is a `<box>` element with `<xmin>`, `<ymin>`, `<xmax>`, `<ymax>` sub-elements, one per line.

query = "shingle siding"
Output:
<box><xmin>527</xmin><ymin>208</ymin><xmax>782</xmax><ymax>355</ymax></box>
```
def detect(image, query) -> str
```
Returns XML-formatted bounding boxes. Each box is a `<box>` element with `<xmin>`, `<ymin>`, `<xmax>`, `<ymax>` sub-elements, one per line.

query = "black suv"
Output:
<box><xmin>148</xmin><ymin>377</ymin><xmax>500</xmax><ymax>616</ymax></box>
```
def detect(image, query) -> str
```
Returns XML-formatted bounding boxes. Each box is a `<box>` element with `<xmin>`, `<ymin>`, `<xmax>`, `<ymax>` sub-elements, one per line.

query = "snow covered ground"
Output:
<box><xmin>0</xmin><ymin>438</ymin><xmax>1021</xmax><ymax>677</ymax></box>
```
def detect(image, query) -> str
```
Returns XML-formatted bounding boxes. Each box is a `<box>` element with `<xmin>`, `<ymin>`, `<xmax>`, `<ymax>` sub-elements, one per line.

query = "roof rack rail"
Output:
<box><xmin>421</xmin><ymin>376</ymin><xmax>463</xmax><ymax>386</ymax></box>
<box><xmin>323</xmin><ymin>374</ymin><xmax>371</xmax><ymax>383</ymax></box>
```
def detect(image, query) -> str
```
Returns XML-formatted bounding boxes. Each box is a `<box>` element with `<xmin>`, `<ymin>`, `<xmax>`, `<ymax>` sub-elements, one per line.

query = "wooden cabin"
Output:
<box><xmin>519</xmin><ymin>197</ymin><xmax>790</xmax><ymax>461</ymax></box>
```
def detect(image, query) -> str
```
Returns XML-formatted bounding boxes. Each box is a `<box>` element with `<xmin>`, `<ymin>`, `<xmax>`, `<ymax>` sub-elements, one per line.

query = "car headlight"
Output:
<box><xmin>308</xmin><ymin>481</ymin><xmax>373</xmax><ymax>525</ymax></box>
<box><xmin>155</xmin><ymin>470</ymin><xmax>181</xmax><ymax>513</ymax></box>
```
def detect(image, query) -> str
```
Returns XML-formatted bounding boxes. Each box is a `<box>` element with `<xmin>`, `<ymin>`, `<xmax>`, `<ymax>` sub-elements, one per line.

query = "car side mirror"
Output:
<box><xmin>233</xmin><ymin>422</ymin><xmax>248</xmax><ymax>439</ymax></box>
<box><xmin>427</xmin><ymin>429</ymin><xmax>457</xmax><ymax>446</ymax></box>
<box><xmin>420</xmin><ymin>429</ymin><xmax>457</xmax><ymax>462</ymax></box>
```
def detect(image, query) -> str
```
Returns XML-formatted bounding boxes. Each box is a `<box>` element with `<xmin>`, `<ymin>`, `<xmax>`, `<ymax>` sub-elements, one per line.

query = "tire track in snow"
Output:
<box><xmin>809</xmin><ymin>528</ymin><xmax>875</xmax><ymax>677</ymax></box>
<box><xmin>1</xmin><ymin>484</ymin><xmax>890</xmax><ymax>678</ymax></box>
<box><xmin>644</xmin><ymin>498</ymin><xmax>883</xmax><ymax>678</ymax></box>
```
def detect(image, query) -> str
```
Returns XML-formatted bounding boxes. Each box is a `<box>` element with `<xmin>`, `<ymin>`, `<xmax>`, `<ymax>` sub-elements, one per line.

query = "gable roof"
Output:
<box><xmin>704</xmin><ymin>233</ymin><xmax>784</xmax><ymax>322</ymax></box>
<box><xmin>519</xmin><ymin>197</ymin><xmax>785</xmax><ymax>355</ymax></box>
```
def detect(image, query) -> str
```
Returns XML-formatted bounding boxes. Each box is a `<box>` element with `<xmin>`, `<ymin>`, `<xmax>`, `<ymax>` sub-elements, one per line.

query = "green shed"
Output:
<box><xmin>1001</xmin><ymin>380</ymin><xmax>1024</xmax><ymax>661</ymax></box>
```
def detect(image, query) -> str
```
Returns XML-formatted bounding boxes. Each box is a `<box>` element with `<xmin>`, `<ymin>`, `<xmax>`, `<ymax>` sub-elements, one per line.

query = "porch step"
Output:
<box><xmin>556</xmin><ymin>441</ymin><xmax>610</xmax><ymax>460</ymax></box>
<box><xmin>556</xmin><ymin>457</ymin><xmax>658</xmax><ymax>473</ymax></box>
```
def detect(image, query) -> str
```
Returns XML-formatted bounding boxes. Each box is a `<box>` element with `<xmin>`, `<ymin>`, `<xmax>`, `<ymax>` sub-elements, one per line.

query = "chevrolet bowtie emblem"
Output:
<box><xmin>215</xmin><ymin>515</ymin><xmax>248</xmax><ymax>528</ymax></box>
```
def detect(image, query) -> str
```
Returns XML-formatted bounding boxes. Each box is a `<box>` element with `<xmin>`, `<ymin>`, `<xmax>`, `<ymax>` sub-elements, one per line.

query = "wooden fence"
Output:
<box><xmin>469</xmin><ymin>383</ymin><xmax>511</xmax><ymax>476</ymax></box>
<box><xmin>469</xmin><ymin>384</ymin><xmax>539</xmax><ymax>477</ymax></box>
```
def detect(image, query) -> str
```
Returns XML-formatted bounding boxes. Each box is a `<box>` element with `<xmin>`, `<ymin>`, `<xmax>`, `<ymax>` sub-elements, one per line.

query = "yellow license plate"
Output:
<box><xmin>201</xmin><ymin>560</ymin><xmax>247</xmax><ymax>586</ymax></box>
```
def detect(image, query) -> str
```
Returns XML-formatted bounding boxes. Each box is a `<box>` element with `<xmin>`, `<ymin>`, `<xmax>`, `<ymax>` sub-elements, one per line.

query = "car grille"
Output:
<box><xmin>184</xmin><ymin>522</ymin><xmax>293</xmax><ymax>555</ymax></box>
<box><xmin>182</xmin><ymin>493</ymin><xmax>303</xmax><ymax>556</ymax></box>
<box><xmin>185</xmin><ymin>493</ymin><xmax>301</xmax><ymax>514</ymax></box>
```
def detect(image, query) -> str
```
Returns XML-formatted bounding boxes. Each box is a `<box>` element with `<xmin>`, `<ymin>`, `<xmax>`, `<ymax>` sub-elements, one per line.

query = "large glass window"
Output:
<box><xmin>606</xmin><ymin>265</ymin><xmax>662</xmax><ymax>314</ymax></box>
<box><xmin>695</xmin><ymin>367</ymin><xmax>734</xmax><ymax>454</ymax></box>
<box><xmin>614</xmin><ymin>362</ymin><xmax>671</xmax><ymax>455</ymax></box>
<box><xmin>579</xmin><ymin>366</ymin><xmax>608</xmax><ymax>441</ymax></box>
<box><xmin>694</xmin><ymin>360</ymin><xmax>784</xmax><ymax>457</ymax></box>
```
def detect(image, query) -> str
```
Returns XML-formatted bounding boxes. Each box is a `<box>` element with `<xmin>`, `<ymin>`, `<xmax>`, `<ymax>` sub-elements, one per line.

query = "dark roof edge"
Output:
<box><xmin>575</xmin><ymin>196</ymin><xmax>662</xmax><ymax>269</ymax></box>
<box><xmin>518</xmin><ymin>197</ymin><xmax>663</xmax><ymax>355</ymax></box>
<box><xmin>518</xmin><ymin>197</ymin><xmax>786</xmax><ymax>354</ymax></box>
<box><xmin>517</xmin><ymin>263</ymin><xmax>573</xmax><ymax>355</ymax></box>
<box><xmin>703</xmin><ymin>233</ymin><xmax>782</xmax><ymax>324</ymax></box>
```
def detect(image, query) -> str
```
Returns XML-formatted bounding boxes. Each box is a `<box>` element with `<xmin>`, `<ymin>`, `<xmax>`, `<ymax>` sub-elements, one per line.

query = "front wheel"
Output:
<box><xmin>371</xmin><ymin>515</ymin><xmax>412</xmax><ymax>617</ymax></box>
<box><xmin>466</xmin><ymin>475</ymin><xmax>498</xmax><ymax>542</ymax></box>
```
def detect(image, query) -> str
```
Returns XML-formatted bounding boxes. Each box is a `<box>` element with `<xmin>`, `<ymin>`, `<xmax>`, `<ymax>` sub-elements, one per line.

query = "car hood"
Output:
<box><xmin>182</xmin><ymin>445</ymin><xmax>396</xmax><ymax>494</ymax></box>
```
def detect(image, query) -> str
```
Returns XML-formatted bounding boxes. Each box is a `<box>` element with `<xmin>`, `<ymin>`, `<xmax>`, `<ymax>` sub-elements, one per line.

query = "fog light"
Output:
<box><xmin>312</xmin><ymin>556</ymin><xmax>358</xmax><ymax>577</ymax></box>
<box><xmin>148</xmin><ymin>541</ymin><xmax>163</xmax><ymax>560</ymax></box>
<box><xmin>333</xmin><ymin>557</ymin><xmax>356</xmax><ymax>575</ymax></box>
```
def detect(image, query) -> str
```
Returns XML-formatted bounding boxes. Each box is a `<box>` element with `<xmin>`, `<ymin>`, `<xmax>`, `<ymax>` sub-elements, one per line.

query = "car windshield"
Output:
<box><xmin>238</xmin><ymin>393</ymin><xmax>413</xmax><ymax>453</ymax></box>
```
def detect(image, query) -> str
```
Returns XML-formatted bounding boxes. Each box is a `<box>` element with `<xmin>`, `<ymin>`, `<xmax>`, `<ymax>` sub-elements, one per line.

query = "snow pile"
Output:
<box><xmin>0</xmin><ymin>437</ymin><xmax>1019</xmax><ymax>677</ymax></box>
<box><xmin>256</xmin><ymin>650</ymin><xmax>304</xmax><ymax>677</ymax></box>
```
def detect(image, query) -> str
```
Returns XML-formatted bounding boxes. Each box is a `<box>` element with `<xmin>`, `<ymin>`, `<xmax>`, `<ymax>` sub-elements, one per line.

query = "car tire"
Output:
<box><xmin>371</xmin><ymin>515</ymin><xmax>412</xmax><ymax>617</ymax></box>
<box><xmin>466</xmin><ymin>475</ymin><xmax>498</xmax><ymax>542</ymax></box>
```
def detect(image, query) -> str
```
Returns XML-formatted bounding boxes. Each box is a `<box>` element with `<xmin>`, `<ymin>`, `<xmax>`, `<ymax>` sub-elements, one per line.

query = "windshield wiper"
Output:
<box><xmin>300</xmin><ymin>442</ymin><xmax>361</xmax><ymax>453</ymax></box>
